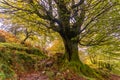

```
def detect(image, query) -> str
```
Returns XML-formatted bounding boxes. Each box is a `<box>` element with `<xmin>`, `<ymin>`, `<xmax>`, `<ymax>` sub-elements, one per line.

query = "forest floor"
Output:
<box><xmin>18</xmin><ymin>71</ymin><xmax>86</xmax><ymax>80</ymax></box>
<box><xmin>18</xmin><ymin>57</ymin><xmax>120</xmax><ymax>80</ymax></box>
<box><xmin>18</xmin><ymin>72</ymin><xmax>49</xmax><ymax>80</ymax></box>
<box><xmin>109</xmin><ymin>74</ymin><xmax>120</xmax><ymax>80</ymax></box>
<box><xmin>0</xmin><ymin>42</ymin><xmax>120</xmax><ymax>80</ymax></box>
<box><xmin>18</xmin><ymin>72</ymin><xmax>120</xmax><ymax>80</ymax></box>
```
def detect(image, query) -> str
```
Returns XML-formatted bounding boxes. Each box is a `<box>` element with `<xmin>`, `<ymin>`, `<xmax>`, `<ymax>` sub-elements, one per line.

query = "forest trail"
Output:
<box><xmin>18</xmin><ymin>72</ymin><xmax>49</xmax><ymax>80</ymax></box>
<box><xmin>109</xmin><ymin>74</ymin><xmax>120</xmax><ymax>80</ymax></box>
<box><xmin>18</xmin><ymin>72</ymin><xmax>120</xmax><ymax>80</ymax></box>
<box><xmin>18</xmin><ymin>72</ymin><xmax>86</xmax><ymax>80</ymax></box>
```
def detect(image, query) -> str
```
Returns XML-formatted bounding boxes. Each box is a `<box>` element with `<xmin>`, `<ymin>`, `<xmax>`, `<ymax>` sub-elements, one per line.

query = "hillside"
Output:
<box><xmin>0</xmin><ymin>42</ymin><xmax>120</xmax><ymax>80</ymax></box>
<box><xmin>0</xmin><ymin>42</ymin><xmax>51</xmax><ymax>79</ymax></box>
<box><xmin>0</xmin><ymin>30</ymin><xmax>19</xmax><ymax>43</ymax></box>
<box><xmin>0</xmin><ymin>42</ymin><xmax>86</xmax><ymax>80</ymax></box>
<box><xmin>0</xmin><ymin>30</ymin><xmax>120</xmax><ymax>80</ymax></box>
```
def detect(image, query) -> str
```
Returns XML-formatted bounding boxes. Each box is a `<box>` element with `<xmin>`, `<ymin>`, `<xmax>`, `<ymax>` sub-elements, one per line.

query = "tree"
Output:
<box><xmin>0</xmin><ymin>0</ymin><xmax>120</xmax><ymax>64</ymax></box>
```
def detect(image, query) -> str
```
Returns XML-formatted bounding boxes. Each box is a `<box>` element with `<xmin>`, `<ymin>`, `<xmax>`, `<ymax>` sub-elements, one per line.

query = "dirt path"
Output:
<box><xmin>18</xmin><ymin>72</ymin><xmax>49</xmax><ymax>80</ymax></box>
<box><xmin>18</xmin><ymin>72</ymin><xmax>120</xmax><ymax>80</ymax></box>
<box><xmin>17</xmin><ymin>71</ymin><xmax>86</xmax><ymax>80</ymax></box>
<box><xmin>109</xmin><ymin>74</ymin><xmax>120</xmax><ymax>80</ymax></box>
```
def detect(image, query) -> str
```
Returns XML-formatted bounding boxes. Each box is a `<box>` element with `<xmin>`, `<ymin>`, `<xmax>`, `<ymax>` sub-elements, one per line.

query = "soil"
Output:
<box><xmin>18</xmin><ymin>72</ymin><xmax>49</xmax><ymax>80</ymax></box>
<box><xmin>109</xmin><ymin>74</ymin><xmax>120</xmax><ymax>80</ymax></box>
<box><xmin>18</xmin><ymin>73</ymin><xmax>120</xmax><ymax>80</ymax></box>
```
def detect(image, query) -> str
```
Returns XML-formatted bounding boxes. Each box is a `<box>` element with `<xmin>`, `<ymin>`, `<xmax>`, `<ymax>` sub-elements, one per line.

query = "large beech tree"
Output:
<box><xmin>0</xmin><ymin>0</ymin><xmax>119</xmax><ymax>63</ymax></box>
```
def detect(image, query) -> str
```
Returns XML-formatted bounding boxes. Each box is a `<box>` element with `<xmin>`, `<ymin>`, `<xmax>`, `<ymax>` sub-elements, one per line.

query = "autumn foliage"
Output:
<box><xmin>0</xmin><ymin>30</ymin><xmax>19</xmax><ymax>43</ymax></box>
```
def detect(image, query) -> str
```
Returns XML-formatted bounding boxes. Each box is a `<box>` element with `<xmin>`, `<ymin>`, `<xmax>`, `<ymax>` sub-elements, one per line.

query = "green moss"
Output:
<box><xmin>59</xmin><ymin>60</ymin><xmax>104</xmax><ymax>80</ymax></box>
<box><xmin>25</xmin><ymin>47</ymin><xmax>46</xmax><ymax>57</ymax></box>
<box><xmin>0</xmin><ymin>64</ymin><xmax>15</xmax><ymax>79</ymax></box>
<box><xmin>0</xmin><ymin>61</ymin><xmax>17</xmax><ymax>80</ymax></box>
<box><xmin>0</xmin><ymin>43</ymin><xmax>27</xmax><ymax>51</ymax></box>
<box><xmin>0</xmin><ymin>72</ymin><xmax>6</xmax><ymax>80</ymax></box>
<box><xmin>0</xmin><ymin>43</ymin><xmax>46</xmax><ymax>57</ymax></box>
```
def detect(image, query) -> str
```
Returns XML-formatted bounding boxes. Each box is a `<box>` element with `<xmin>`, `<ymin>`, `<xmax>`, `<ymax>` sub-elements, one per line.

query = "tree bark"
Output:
<box><xmin>61</xmin><ymin>36</ymin><xmax>82</xmax><ymax>64</ymax></box>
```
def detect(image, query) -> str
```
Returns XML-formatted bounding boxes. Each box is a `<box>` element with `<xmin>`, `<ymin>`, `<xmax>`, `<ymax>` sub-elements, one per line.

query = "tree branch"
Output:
<box><xmin>72</xmin><ymin>0</ymin><xmax>84</xmax><ymax>9</ymax></box>
<box><xmin>79</xmin><ymin>3</ymin><xmax>115</xmax><ymax>34</ymax></box>
<box><xmin>0</xmin><ymin>0</ymin><xmax>33</xmax><ymax>13</ymax></box>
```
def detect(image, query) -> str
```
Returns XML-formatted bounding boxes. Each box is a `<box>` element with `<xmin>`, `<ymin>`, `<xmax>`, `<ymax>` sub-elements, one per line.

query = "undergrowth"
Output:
<box><xmin>50</xmin><ymin>56</ymin><xmax>107</xmax><ymax>80</ymax></box>
<box><xmin>0</xmin><ymin>42</ymin><xmax>111</xmax><ymax>80</ymax></box>
<box><xmin>0</xmin><ymin>42</ymin><xmax>47</xmax><ymax>80</ymax></box>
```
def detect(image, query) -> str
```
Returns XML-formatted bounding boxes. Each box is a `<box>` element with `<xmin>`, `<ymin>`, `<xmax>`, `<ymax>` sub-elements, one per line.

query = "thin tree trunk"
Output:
<box><xmin>21</xmin><ymin>36</ymin><xmax>29</xmax><ymax>44</ymax></box>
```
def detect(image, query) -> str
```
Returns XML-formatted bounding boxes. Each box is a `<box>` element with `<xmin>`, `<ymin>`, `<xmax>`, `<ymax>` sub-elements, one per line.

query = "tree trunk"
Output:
<box><xmin>61</xmin><ymin>36</ymin><xmax>82</xmax><ymax>64</ymax></box>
